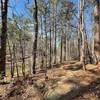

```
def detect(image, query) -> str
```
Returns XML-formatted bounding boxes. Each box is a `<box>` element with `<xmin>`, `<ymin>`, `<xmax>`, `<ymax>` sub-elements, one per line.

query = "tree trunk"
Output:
<box><xmin>33</xmin><ymin>0</ymin><xmax>38</xmax><ymax>74</ymax></box>
<box><xmin>54</xmin><ymin>3</ymin><xmax>57</xmax><ymax>64</ymax></box>
<box><xmin>78</xmin><ymin>0</ymin><xmax>82</xmax><ymax>61</ymax></box>
<box><xmin>78</xmin><ymin>0</ymin><xmax>86</xmax><ymax>70</ymax></box>
<box><xmin>64</xmin><ymin>32</ymin><xmax>66</xmax><ymax>61</ymax></box>
<box><xmin>60</xmin><ymin>32</ymin><xmax>63</xmax><ymax>63</ymax></box>
<box><xmin>40</xmin><ymin>16</ymin><xmax>44</xmax><ymax>69</ymax></box>
<box><xmin>0</xmin><ymin>0</ymin><xmax>8</xmax><ymax>79</ymax></box>
<box><xmin>44</xmin><ymin>9</ymin><xmax>48</xmax><ymax>79</ymax></box>
<box><xmin>93</xmin><ymin>0</ymin><xmax>100</xmax><ymax>63</ymax></box>
<box><xmin>49</xmin><ymin>7</ymin><xmax>52</xmax><ymax>67</ymax></box>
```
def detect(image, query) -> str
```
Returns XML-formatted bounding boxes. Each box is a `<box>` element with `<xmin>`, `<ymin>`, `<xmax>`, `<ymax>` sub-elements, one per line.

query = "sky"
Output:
<box><xmin>8</xmin><ymin>0</ymin><xmax>78</xmax><ymax>17</ymax></box>
<box><xmin>8</xmin><ymin>0</ymin><xmax>26</xmax><ymax>17</ymax></box>
<box><xmin>7</xmin><ymin>0</ymin><xmax>93</xmax><ymax>38</ymax></box>
<box><xmin>8</xmin><ymin>0</ymin><xmax>32</xmax><ymax>17</ymax></box>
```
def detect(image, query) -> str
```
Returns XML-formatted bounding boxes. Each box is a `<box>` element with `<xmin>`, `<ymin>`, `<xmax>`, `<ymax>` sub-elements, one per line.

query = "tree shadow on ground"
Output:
<box><xmin>65</xmin><ymin>66</ymin><xmax>82</xmax><ymax>71</ymax></box>
<box><xmin>88</xmin><ymin>69</ymin><xmax>97</xmax><ymax>74</ymax></box>
<box><xmin>87</xmin><ymin>67</ymin><xmax>100</xmax><ymax>76</ymax></box>
<box><xmin>57</xmin><ymin>78</ymin><xmax>100</xmax><ymax>100</ymax></box>
<box><xmin>63</xmin><ymin>64</ymin><xmax>82</xmax><ymax>71</ymax></box>
<box><xmin>0</xmin><ymin>81</ymin><xmax>10</xmax><ymax>85</ymax></box>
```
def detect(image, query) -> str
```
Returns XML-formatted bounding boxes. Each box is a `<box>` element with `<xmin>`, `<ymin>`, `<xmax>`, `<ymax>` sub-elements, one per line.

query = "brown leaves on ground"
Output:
<box><xmin>0</xmin><ymin>76</ymin><xmax>42</xmax><ymax>100</ymax></box>
<box><xmin>0</xmin><ymin>62</ymin><xmax>100</xmax><ymax>100</ymax></box>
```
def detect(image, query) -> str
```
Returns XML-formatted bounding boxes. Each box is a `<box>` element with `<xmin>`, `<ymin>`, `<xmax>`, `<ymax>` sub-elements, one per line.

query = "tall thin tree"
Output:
<box><xmin>33</xmin><ymin>0</ymin><xmax>38</xmax><ymax>74</ymax></box>
<box><xmin>78</xmin><ymin>0</ymin><xmax>86</xmax><ymax>70</ymax></box>
<box><xmin>0</xmin><ymin>0</ymin><xmax>9</xmax><ymax>79</ymax></box>
<box><xmin>93</xmin><ymin>0</ymin><xmax>100</xmax><ymax>64</ymax></box>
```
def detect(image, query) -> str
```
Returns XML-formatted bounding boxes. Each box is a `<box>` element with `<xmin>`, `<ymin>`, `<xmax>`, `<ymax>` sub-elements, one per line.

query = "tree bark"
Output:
<box><xmin>78</xmin><ymin>0</ymin><xmax>86</xmax><ymax>70</ymax></box>
<box><xmin>64</xmin><ymin>32</ymin><xmax>66</xmax><ymax>61</ymax></box>
<box><xmin>40</xmin><ymin>16</ymin><xmax>44</xmax><ymax>69</ymax></box>
<box><xmin>54</xmin><ymin>3</ymin><xmax>57</xmax><ymax>64</ymax></box>
<box><xmin>60</xmin><ymin>32</ymin><xmax>63</xmax><ymax>63</ymax></box>
<box><xmin>49</xmin><ymin>5</ymin><xmax>52</xmax><ymax>67</ymax></box>
<box><xmin>93</xmin><ymin>0</ymin><xmax>100</xmax><ymax>63</ymax></box>
<box><xmin>0</xmin><ymin>0</ymin><xmax>8</xmax><ymax>78</ymax></box>
<box><xmin>33</xmin><ymin>0</ymin><xmax>38</xmax><ymax>74</ymax></box>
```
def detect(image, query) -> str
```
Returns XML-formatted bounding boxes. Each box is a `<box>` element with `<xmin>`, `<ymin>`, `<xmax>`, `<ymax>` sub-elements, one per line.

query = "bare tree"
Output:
<box><xmin>93</xmin><ymin>0</ymin><xmax>100</xmax><ymax>64</ymax></box>
<box><xmin>78</xmin><ymin>0</ymin><xmax>86</xmax><ymax>70</ymax></box>
<box><xmin>33</xmin><ymin>0</ymin><xmax>38</xmax><ymax>74</ymax></box>
<box><xmin>0</xmin><ymin>0</ymin><xmax>9</xmax><ymax>79</ymax></box>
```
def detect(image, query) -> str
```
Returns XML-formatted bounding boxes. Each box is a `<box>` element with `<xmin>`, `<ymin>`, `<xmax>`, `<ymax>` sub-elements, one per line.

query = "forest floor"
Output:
<box><xmin>0</xmin><ymin>61</ymin><xmax>100</xmax><ymax>100</ymax></box>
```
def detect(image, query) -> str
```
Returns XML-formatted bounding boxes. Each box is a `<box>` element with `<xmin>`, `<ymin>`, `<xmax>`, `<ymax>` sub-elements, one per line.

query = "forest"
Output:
<box><xmin>0</xmin><ymin>0</ymin><xmax>100</xmax><ymax>100</ymax></box>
